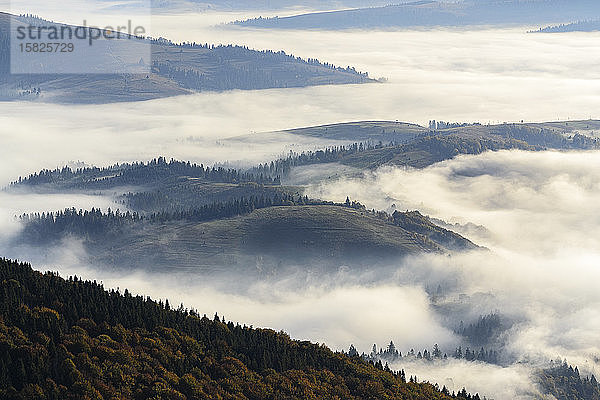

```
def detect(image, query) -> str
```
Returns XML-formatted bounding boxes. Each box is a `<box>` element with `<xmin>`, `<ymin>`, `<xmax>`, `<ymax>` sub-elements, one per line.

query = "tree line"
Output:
<box><xmin>356</xmin><ymin>341</ymin><xmax>499</xmax><ymax>366</ymax></box>
<box><xmin>13</xmin><ymin>157</ymin><xmax>280</xmax><ymax>188</ymax></box>
<box><xmin>17</xmin><ymin>194</ymin><xmax>344</xmax><ymax>243</ymax></box>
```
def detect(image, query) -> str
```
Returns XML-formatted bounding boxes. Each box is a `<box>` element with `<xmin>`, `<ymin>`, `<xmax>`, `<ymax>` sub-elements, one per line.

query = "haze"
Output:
<box><xmin>2</xmin><ymin>4</ymin><xmax>600</xmax><ymax>399</ymax></box>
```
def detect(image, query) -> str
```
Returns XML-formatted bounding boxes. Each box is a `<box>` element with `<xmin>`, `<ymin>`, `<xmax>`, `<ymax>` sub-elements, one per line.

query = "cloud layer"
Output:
<box><xmin>1</xmin><ymin>8</ymin><xmax>600</xmax><ymax>398</ymax></box>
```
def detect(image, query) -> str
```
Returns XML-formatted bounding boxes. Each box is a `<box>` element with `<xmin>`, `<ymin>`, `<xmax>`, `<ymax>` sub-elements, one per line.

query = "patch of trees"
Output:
<box><xmin>489</xmin><ymin>124</ymin><xmax>600</xmax><ymax>149</ymax></box>
<box><xmin>249</xmin><ymin>133</ymin><xmax>535</xmax><ymax>177</ymax></box>
<box><xmin>13</xmin><ymin>157</ymin><xmax>279</xmax><ymax>189</ymax></box>
<box><xmin>152</xmin><ymin>42</ymin><xmax>370</xmax><ymax>91</ymax></box>
<box><xmin>18</xmin><ymin>207</ymin><xmax>141</xmax><ymax>244</ymax></box>
<box><xmin>532</xmin><ymin>20</ymin><xmax>600</xmax><ymax>33</ymax></box>
<box><xmin>454</xmin><ymin>313</ymin><xmax>505</xmax><ymax>347</ymax></box>
<box><xmin>153</xmin><ymin>62</ymin><xmax>279</xmax><ymax>91</ymax></box>
<box><xmin>392</xmin><ymin>210</ymin><xmax>477</xmax><ymax>251</ymax></box>
<box><xmin>17</xmin><ymin>194</ymin><xmax>336</xmax><ymax>243</ymax></box>
<box><xmin>250</xmin><ymin>141</ymin><xmax>394</xmax><ymax>178</ymax></box>
<box><xmin>359</xmin><ymin>341</ymin><xmax>499</xmax><ymax>366</ymax></box>
<box><xmin>0</xmin><ymin>257</ymin><xmax>471</xmax><ymax>399</ymax></box>
<box><xmin>251</xmin><ymin>123</ymin><xmax>600</xmax><ymax>178</ymax></box>
<box><xmin>429</xmin><ymin>121</ymin><xmax>475</xmax><ymax>130</ymax></box>
<box><xmin>147</xmin><ymin>193</ymin><xmax>322</xmax><ymax>223</ymax></box>
<box><xmin>122</xmin><ymin>182</ymin><xmax>288</xmax><ymax>213</ymax></box>
<box><xmin>405</xmin><ymin>135</ymin><xmax>532</xmax><ymax>163</ymax></box>
<box><xmin>538</xmin><ymin>360</ymin><xmax>600</xmax><ymax>400</ymax></box>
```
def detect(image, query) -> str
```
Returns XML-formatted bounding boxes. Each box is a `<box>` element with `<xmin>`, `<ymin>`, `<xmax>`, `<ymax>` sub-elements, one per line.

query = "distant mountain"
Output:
<box><xmin>0</xmin><ymin>13</ymin><xmax>373</xmax><ymax>103</ymax></box>
<box><xmin>153</xmin><ymin>0</ymin><xmax>393</xmax><ymax>11</ymax></box>
<box><xmin>0</xmin><ymin>257</ymin><xmax>475</xmax><ymax>399</ymax></box>
<box><xmin>533</xmin><ymin>19</ymin><xmax>600</xmax><ymax>32</ymax></box>
<box><xmin>232</xmin><ymin>0</ymin><xmax>600</xmax><ymax>30</ymax></box>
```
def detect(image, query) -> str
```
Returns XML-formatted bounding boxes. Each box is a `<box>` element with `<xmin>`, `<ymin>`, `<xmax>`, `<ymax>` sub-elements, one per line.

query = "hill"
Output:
<box><xmin>7</xmin><ymin>157</ymin><xmax>477</xmax><ymax>272</ymax></box>
<box><xmin>14</xmin><ymin>204</ymin><xmax>478</xmax><ymax>273</ymax></box>
<box><xmin>232</xmin><ymin>0</ymin><xmax>600</xmax><ymax>30</ymax></box>
<box><xmin>249</xmin><ymin>120</ymin><xmax>600</xmax><ymax>176</ymax></box>
<box><xmin>0</xmin><ymin>257</ymin><xmax>479</xmax><ymax>399</ymax></box>
<box><xmin>227</xmin><ymin>121</ymin><xmax>428</xmax><ymax>145</ymax></box>
<box><xmin>0</xmin><ymin>13</ymin><xmax>373</xmax><ymax>103</ymax></box>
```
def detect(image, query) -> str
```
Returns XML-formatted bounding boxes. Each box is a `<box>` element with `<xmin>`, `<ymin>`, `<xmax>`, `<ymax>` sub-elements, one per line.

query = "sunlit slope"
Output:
<box><xmin>346</xmin><ymin>121</ymin><xmax>600</xmax><ymax>169</ymax></box>
<box><xmin>223</xmin><ymin>121</ymin><xmax>428</xmax><ymax>147</ymax></box>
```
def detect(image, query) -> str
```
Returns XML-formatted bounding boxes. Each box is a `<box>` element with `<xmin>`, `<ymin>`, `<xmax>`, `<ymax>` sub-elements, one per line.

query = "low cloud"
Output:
<box><xmin>4</xmin><ymin>149</ymin><xmax>600</xmax><ymax>399</ymax></box>
<box><xmin>303</xmin><ymin>150</ymin><xmax>600</xmax><ymax>392</ymax></box>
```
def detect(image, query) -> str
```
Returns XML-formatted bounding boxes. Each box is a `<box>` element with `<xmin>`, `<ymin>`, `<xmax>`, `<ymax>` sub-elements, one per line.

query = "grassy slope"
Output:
<box><xmin>271</xmin><ymin>121</ymin><xmax>427</xmax><ymax>143</ymax></box>
<box><xmin>69</xmin><ymin>205</ymin><xmax>474</xmax><ymax>273</ymax></box>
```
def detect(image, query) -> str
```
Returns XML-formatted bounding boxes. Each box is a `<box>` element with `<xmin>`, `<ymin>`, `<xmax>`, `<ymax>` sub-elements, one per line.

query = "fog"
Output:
<box><xmin>2</xmin><ymin>5</ymin><xmax>600</xmax><ymax>399</ymax></box>
<box><xmin>0</xmin><ymin>191</ymin><xmax>124</xmax><ymax>241</ymax></box>
<box><xmin>300</xmin><ymin>150</ymin><xmax>600</xmax><ymax>395</ymax></box>
<box><xmin>3</xmin><ymin>16</ymin><xmax>600</xmax><ymax>186</ymax></box>
<box><xmin>4</xmin><ymin>150</ymin><xmax>600</xmax><ymax>398</ymax></box>
<box><xmin>389</xmin><ymin>358</ymin><xmax>539</xmax><ymax>399</ymax></box>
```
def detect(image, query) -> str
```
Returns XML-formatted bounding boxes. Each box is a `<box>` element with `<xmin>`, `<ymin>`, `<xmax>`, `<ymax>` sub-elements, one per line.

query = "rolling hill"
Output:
<box><xmin>228</xmin><ymin>121</ymin><xmax>428</xmax><ymax>145</ymax></box>
<box><xmin>0</xmin><ymin>12</ymin><xmax>374</xmax><ymax>103</ymax></box>
<box><xmin>14</xmin><ymin>204</ymin><xmax>478</xmax><ymax>274</ymax></box>
<box><xmin>8</xmin><ymin>157</ymin><xmax>478</xmax><ymax>273</ymax></box>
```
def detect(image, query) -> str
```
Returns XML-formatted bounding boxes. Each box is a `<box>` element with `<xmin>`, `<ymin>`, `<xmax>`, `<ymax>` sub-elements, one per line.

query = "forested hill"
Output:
<box><xmin>14</xmin><ymin>203</ymin><xmax>479</xmax><ymax>273</ymax></box>
<box><xmin>0</xmin><ymin>257</ymin><xmax>481</xmax><ymax>399</ymax></box>
<box><xmin>8</xmin><ymin>156</ymin><xmax>478</xmax><ymax>272</ymax></box>
<box><xmin>0</xmin><ymin>13</ymin><xmax>373</xmax><ymax>103</ymax></box>
<box><xmin>11</xmin><ymin>158</ymin><xmax>280</xmax><ymax>191</ymax></box>
<box><xmin>233</xmin><ymin>0</ymin><xmax>600</xmax><ymax>30</ymax></box>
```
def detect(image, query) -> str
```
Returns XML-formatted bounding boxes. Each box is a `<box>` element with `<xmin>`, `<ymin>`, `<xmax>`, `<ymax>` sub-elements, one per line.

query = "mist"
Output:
<box><xmin>297</xmin><ymin>150</ymin><xmax>600</xmax><ymax>395</ymax></box>
<box><xmin>2</xmin><ymin>5</ymin><xmax>600</xmax><ymax>399</ymax></box>
<box><xmin>2</xmin><ymin>17</ymin><xmax>600</xmax><ymax>188</ymax></box>
<box><xmin>5</xmin><ymin>150</ymin><xmax>600</xmax><ymax>398</ymax></box>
